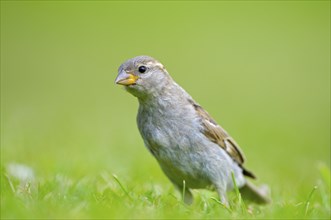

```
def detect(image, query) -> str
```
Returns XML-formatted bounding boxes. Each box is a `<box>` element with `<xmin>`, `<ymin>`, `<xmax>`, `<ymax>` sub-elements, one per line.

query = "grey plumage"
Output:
<box><xmin>115</xmin><ymin>55</ymin><xmax>270</xmax><ymax>205</ymax></box>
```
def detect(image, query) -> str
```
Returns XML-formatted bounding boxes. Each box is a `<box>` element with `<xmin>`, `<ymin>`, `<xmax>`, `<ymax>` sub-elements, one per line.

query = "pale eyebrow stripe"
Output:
<box><xmin>145</xmin><ymin>61</ymin><xmax>165</xmax><ymax>70</ymax></box>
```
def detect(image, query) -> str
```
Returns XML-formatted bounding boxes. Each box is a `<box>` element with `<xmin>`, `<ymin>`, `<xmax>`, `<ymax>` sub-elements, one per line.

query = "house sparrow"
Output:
<box><xmin>115</xmin><ymin>55</ymin><xmax>270</xmax><ymax>205</ymax></box>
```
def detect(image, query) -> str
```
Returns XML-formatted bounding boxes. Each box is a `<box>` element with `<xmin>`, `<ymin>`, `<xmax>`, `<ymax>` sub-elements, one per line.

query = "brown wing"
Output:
<box><xmin>189</xmin><ymin>100</ymin><xmax>256</xmax><ymax>179</ymax></box>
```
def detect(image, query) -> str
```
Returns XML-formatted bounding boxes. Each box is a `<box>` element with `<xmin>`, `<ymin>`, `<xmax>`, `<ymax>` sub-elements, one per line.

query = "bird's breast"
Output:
<box><xmin>137</xmin><ymin>104</ymin><xmax>201</xmax><ymax>155</ymax></box>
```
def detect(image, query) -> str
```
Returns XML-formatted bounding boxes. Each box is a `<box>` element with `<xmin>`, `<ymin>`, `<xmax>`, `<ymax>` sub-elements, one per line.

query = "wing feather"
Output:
<box><xmin>189</xmin><ymin>99</ymin><xmax>256</xmax><ymax>179</ymax></box>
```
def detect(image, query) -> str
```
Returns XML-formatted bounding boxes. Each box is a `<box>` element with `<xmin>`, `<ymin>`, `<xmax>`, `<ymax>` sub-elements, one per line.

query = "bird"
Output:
<box><xmin>115</xmin><ymin>55</ymin><xmax>270</xmax><ymax>205</ymax></box>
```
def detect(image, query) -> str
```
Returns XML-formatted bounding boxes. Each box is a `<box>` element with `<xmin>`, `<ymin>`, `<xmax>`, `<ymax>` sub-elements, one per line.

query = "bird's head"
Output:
<box><xmin>115</xmin><ymin>56</ymin><xmax>171</xmax><ymax>99</ymax></box>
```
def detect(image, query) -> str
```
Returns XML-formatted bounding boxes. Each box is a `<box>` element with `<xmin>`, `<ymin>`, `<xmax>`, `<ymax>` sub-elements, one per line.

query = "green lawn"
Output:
<box><xmin>1</xmin><ymin>162</ymin><xmax>330</xmax><ymax>219</ymax></box>
<box><xmin>1</xmin><ymin>1</ymin><xmax>330</xmax><ymax>219</ymax></box>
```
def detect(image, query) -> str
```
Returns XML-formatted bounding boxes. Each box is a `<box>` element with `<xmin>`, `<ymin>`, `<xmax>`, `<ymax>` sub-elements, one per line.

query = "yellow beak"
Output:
<box><xmin>115</xmin><ymin>71</ymin><xmax>139</xmax><ymax>85</ymax></box>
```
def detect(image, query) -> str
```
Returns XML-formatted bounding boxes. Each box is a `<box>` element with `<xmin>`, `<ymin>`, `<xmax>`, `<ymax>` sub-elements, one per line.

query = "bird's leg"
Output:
<box><xmin>175</xmin><ymin>181</ymin><xmax>193</xmax><ymax>205</ymax></box>
<box><xmin>183</xmin><ymin>188</ymin><xmax>193</xmax><ymax>205</ymax></box>
<box><xmin>220</xmin><ymin>194</ymin><xmax>229</xmax><ymax>208</ymax></box>
<box><xmin>216</xmin><ymin>187</ymin><xmax>229</xmax><ymax>208</ymax></box>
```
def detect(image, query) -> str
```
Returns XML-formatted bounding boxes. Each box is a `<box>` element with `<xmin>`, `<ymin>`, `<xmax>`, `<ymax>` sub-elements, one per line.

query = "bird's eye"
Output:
<box><xmin>138</xmin><ymin>65</ymin><xmax>147</xmax><ymax>73</ymax></box>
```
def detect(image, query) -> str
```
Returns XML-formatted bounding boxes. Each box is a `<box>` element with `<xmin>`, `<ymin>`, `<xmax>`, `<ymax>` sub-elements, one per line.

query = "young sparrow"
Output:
<box><xmin>115</xmin><ymin>56</ymin><xmax>270</xmax><ymax>205</ymax></box>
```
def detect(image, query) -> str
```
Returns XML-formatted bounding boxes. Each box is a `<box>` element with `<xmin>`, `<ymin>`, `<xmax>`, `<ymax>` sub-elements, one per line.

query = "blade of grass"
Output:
<box><xmin>304</xmin><ymin>186</ymin><xmax>318</xmax><ymax>216</ymax></box>
<box><xmin>112</xmin><ymin>174</ymin><xmax>133</xmax><ymax>201</ymax></box>
<box><xmin>231</xmin><ymin>172</ymin><xmax>247</xmax><ymax>215</ymax></box>
<box><xmin>210</xmin><ymin>197</ymin><xmax>232</xmax><ymax>213</ymax></box>
<box><xmin>182</xmin><ymin>180</ymin><xmax>186</xmax><ymax>204</ymax></box>
<box><xmin>5</xmin><ymin>174</ymin><xmax>16</xmax><ymax>194</ymax></box>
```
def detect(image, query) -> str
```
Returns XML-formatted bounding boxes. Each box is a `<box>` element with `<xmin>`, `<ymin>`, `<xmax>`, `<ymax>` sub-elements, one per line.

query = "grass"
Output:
<box><xmin>1</xmin><ymin>163</ymin><xmax>330</xmax><ymax>219</ymax></box>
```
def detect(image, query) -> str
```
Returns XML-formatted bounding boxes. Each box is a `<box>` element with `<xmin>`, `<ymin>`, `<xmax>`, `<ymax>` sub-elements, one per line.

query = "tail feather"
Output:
<box><xmin>239</xmin><ymin>181</ymin><xmax>271</xmax><ymax>204</ymax></box>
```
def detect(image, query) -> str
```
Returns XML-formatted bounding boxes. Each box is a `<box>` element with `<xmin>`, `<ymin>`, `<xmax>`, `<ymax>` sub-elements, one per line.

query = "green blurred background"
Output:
<box><xmin>1</xmin><ymin>0</ymin><xmax>330</xmax><ymax>215</ymax></box>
